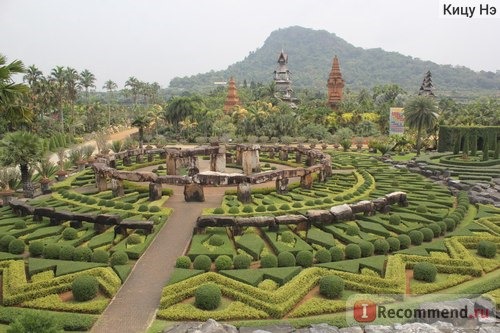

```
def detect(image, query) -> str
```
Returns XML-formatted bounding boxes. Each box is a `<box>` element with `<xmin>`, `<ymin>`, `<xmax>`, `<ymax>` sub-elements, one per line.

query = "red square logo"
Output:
<box><xmin>353</xmin><ymin>300</ymin><xmax>377</xmax><ymax>322</ymax></box>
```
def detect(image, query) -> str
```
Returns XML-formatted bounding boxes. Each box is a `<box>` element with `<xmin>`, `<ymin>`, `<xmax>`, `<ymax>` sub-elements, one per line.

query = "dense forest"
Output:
<box><xmin>168</xmin><ymin>26</ymin><xmax>500</xmax><ymax>99</ymax></box>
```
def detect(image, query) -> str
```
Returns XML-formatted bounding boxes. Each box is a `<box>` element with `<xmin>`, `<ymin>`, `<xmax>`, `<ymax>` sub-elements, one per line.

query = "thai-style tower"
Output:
<box><xmin>418</xmin><ymin>71</ymin><xmax>435</xmax><ymax>97</ymax></box>
<box><xmin>223</xmin><ymin>77</ymin><xmax>240</xmax><ymax>113</ymax></box>
<box><xmin>273</xmin><ymin>50</ymin><xmax>296</xmax><ymax>103</ymax></box>
<box><xmin>327</xmin><ymin>55</ymin><xmax>345</xmax><ymax>110</ymax></box>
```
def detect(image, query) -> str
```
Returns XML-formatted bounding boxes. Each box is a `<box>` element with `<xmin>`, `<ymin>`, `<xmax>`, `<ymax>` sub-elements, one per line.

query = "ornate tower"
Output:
<box><xmin>327</xmin><ymin>55</ymin><xmax>345</xmax><ymax>110</ymax></box>
<box><xmin>273</xmin><ymin>50</ymin><xmax>294</xmax><ymax>101</ymax></box>
<box><xmin>418</xmin><ymin>71</ymin><xmax>435</xmax><ymax>97</ymax></box>
<box><xmin>223</xmin><ymin>77</ymin><xmax>240</xmax><ymax>113</ymax></box>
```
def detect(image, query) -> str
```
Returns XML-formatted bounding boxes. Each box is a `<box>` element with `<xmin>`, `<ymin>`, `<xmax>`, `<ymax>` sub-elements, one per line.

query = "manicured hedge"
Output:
<box><xmin>319</xmin><ymin>275</ymin><xmax>344</xmax><ymax>299</ymax></box>
<box><xmin>194</xmin><ymin>283</ymin><xmax>221</xmax><ymax>310</ymax></box>
<box><xmin>413</xmin><ymin>262</ymin><xmax>437</xmax><ymax>283</ymax></box>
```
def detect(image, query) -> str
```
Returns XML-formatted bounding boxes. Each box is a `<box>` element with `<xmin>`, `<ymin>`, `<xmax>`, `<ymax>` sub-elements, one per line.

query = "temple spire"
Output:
<box><xmin>223</xmin><ymin>77</ymin><xmax>240</xmax><ymax>114</ymax></box>
<box><xmin>327</xmin><ymin>55</ymin><xmax>345</xmax><ymax>110</ymax></box>
<box><xmin>273</xmin><ymin>49</ymin><xmax>298</xmax><ymax>105</ymax></box>
<box><xmin>418</xmin><ymin>71</ymin><xmax>435</xmax><ymax>97</ymax></box>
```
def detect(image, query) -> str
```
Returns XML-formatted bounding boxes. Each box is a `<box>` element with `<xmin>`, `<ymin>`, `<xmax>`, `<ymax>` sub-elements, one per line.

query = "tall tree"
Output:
<box><xmin>164</xmin><ymin>96</ymin><xmax>202</xmax><ymax>131</ymax></box>
<box><xmin>103</xmin><ymin>80</ymin><xmax>118</xmax><ymax>126</ymax></box>
<box><xmin>0</xmin><ymin>131</ymin><xmax>43</xmax><ymax>198</ymax></box>
<box><xmin>131</xmin><ymin>114</ymin><xmax>151</xmax><ymax>149</ymax></box>
<box><xmin>125</xmin><ymin>76</ymin><xmax>141</xmax><ymax>104</ymax></box>
<box><xmin>404</xmin><ymin>96</ymin><xmax>438</xmax><ymax>156</ymax></box>
<box><xmin>79</xmin><ymin>69</ymin><xmax>96</xmax><ymax>99</ymax></box>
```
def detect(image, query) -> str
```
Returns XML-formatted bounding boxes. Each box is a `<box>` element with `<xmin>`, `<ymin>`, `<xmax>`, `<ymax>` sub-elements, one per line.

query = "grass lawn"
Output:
<box><xmin>391</xmin><ymin>153</ymin><xmax>417</xmax><ymax>162</ymax></box>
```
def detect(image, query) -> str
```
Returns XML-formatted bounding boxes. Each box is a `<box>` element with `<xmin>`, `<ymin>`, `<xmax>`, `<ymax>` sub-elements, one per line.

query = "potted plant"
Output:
<box><xmin>0</xmin><ymin>168</ymin><xmax>19</xmax><ymax>205</ymax></box>
<box><xmin>55</xmin><ymin>149</ymin><xmax>68</xmax><ymax>181</ymax></box>
<box><xmin>34</xmin><ymin>159</ymin><xmax>58</xmax><ymax>194</ymax></box>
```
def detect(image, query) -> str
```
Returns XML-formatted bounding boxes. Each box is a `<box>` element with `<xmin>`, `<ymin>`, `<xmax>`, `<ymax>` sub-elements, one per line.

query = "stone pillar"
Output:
<box><xmin>136</xmin><ymin>154</ymin><xmax>144</xmax><ymax>164</ymax></box>
<box><xmin>147</xmin><ymin>153</ymin><xmax>154</xmax><ymax>162</ymax></box>
<box><xmin>159</xmin><ymin>151</ymin><xmax>167</xmax><ymax>159</ymax></box>
<box><xmin>96</xmin><ymin>173</ymin><xmax>107</xmax><ymax>192</ymax></box>
<box><xmin>109</xmin><ymin>159</ymin><xmax>116</xmax><ymax>169</ymax></box>
<box><xmin>241</xmin><ymin>148</ymin><xmax>260</xmax><ymax>175</ymax></box>
<box><xmin>237</xmin><ymin>182</ymin><xmax>252</xmax><ymax>204</ymax></box>
<box><xmin>111</xmin><ymin>179</ymin><xmax>124</xmax><ymax>197</ymax></box>
<box><xmin>275</xmin><ymin>177</ymin><xmax>289</xmax><ymax>194</ymax></box>
<box><xmin>166</xmin><ymin>154</ymin><xmax>178</xmax><ymax>175</ymax></box>
<box><xmin>279</xmin><ymin>149</ymin><xmax>288</xmax><ymax>161</ymax></box>
<box><xmin>149</xmin><ymin>182</ymin><xmax>162</xmax><ymax>201</ymax></box>
<box><xmin>70</xmin><ymin>220</ymin><xmax>83</xmax><ymax>229</ymax></box>
<box><xmin>306</xmin><ymin>155</ymin><xmax>315</xmax><ymax>167</ymax></box>
<box><xmin>235</xmin><ymin>148</ymin><xmax>243</xmax><ymax>165</ymax></box>
<box><xmin>123</xmin><ymin>156</ymin><xmax>132</xmax><ymax>166</ymax></box>
<box><xmin>318</xmin><ymin>169</ymin><xmax>326</xmax><ymax>182</ymax></box>
<box><xmin>295</xmin><ymin>152</ymin><xmax>302</xmax><ymax>164</ymax></box>
<box><xmin>94</xmin><ymin>223</ymin><xmax>108</xmax><ymax>234</ymax></box>
<box><xmin>300</xmin><ymin>173</ymin><xmax>313</xmax><ymax>189</ymax></box>
<box><xmin>184</xmin><ymin>183</ymin><xmax>205</xmax><ymax>202</ymax></box>
<box><xmin>269</xmin><ymin>148</ymin><xmax>275</xmax><ymax>159</ymax></box>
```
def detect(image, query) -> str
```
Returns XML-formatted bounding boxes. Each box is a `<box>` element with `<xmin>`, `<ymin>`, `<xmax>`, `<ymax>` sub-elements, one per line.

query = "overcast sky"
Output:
<box><xmin>1</xmin><ymin>0</ymin><xmax>499</xmax><ymax>90</ymax></box>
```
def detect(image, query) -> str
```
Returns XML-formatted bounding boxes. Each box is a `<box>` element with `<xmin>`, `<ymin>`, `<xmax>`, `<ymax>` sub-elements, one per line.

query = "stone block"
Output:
<box><xmin>149</xmin><ymin>182</ymin><xmax>163</xmax><ymax>201</ymax></box>
<box><xmin>184</xmin><ymin>183</ymin><xmax>205</xmax><ymax>202</ymax></box>
<box><xmin>237</xmin><ymin>182</ymin><xmax>252</xmax><ymax>204</ymax></box>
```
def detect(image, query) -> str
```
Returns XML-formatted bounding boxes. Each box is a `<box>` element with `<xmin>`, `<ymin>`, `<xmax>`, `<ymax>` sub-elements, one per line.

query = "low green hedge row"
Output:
<box><xmin>21</xmin><ymin>293</ymin><xmax>109</xmax><ymax>314</ymax></box>
<box><xmin>411</xmin><ymin>274</ymin><xmax>472</xmax><ymax>295</ymax></box>
<box><xmin>157</xmin><ymin>301</ymin><xmax>269</xmax><ymax>321</ymax></box>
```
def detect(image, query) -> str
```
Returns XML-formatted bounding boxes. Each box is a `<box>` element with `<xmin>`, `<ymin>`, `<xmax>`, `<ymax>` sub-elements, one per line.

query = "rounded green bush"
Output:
<box><xmin>255</xmin><ymin>205</ymin><xmax>266</xmax><ymax>212</ymax></box>
<box><xmin>194</xmin><ymin>283</ymin><xmax>221</xmax><ymax>310</ymax></box>
<box><xmin>437</xmin><ymin>221</ymin><xmax>447</xmax><ymax>236</ymax></box>
<box><xmin>389</xmin><ymin>214</ymin><xmax>401</xmax><ymax>226</ymax></box>
<box><xmin>359</xmin><ymin>241</ymin><xmax>374</xmax><ymax>257</ymax></box>
<box><xmin>209</xmin><ymin>235</ymin><xmax>224</xmax><ymax>246</ymax></box>
<box><xmin>305</xmin><ymin>200</ymin><xmax>315</xmax><ymax>206</ymax></box>
<box><xmin>242</xmin><ymin>205</ymin><xmax>254</xmax><ymax>213</ymax></box>
<box><xmin>138</xmin><ymin>204</ymin><xmax>148</xmax><ymax>212</ymax></box>
<box><xmin>280</xmin><ymin>203</ymin><xmax>291</xmax><ymax>211</ymax></box>
<box><xmin>373</xmin><ymin>239</ymin><xmax>390</xmax><ymax>255</ymax></box>
<box><xmin>29</xmin><ymin>241</ymin><xmax>44</xmax><ymax>257</ymax></box>
<box><xmin>296</xmin><ymin>250</ymin><xmax>314</xmax><ymax>267</ymax></box>
<box><xmin>477</xmin><ymin>240</ymin><xmax>497</xmax><ymax>258</ymax></box>
<box><xmin>323</xmin><ymin>198</ymin><xmax>333</xmax><ymax>204</ymax></box>
<box><xmin>213</xmin><ymin>207</ymin><xmax>225</xmax><ymax>214</ymax></box>
<box><xmin>329</xmin><ymin>247</ymin><xmax>344</xmax><ymax>261</ymax></box>
<box><xmin>260</xmin><ymin>254</ymin><xmax>278</xmax><ymax>268</ymax></box>
<box><xmin>127</xmin><ymin>234</ymin><xmax>142</xmax><ymax>245</ymax></box>
<box><xmin>280</xmin><ymin>231</ymin><xmax>295</xmax><ymax>243</ymax></box>
<box><xmin>267</xmin><ymin>205</ymin><xmax>277</xmax><ymax>212</ymax></box>
<box><xmin>215</xmin><ymin>255</ymin><xmax>233</xmax><ymax>270</ymax></box>
<box><xmin>8</xmin><ymin>239</ymin><xmax>25</xmax><ymax>255</ymax></box>
<box><xmin>386</xmin><ymin>237</ymin><xmax>400</xmax><ymax>252</ymax></box>
<box><xmin>398</xmin><ymin>234</ymin><xmax>411</xmax><ymax>249</ymax></box>
<box><xmin>72</xmin><ymin>275</ymin><xmax>99</xmax><ymax>302</ymax></box>
<box><xmin>346</xmin><ymin>224</ymin><xmax>360</xmax><ymax>236</ymax></box>
<box><xmin>14</xmin><ymin>220</ymin><xmax>27</xmax><ymax>229</ymax></box>
<box><xmin>92</xmin><ymin>249</ymin><xmax>110</xmax><ymax>263</ymax></box>
<box><xmin>43</xmin><ymin>243</ymin><xmax>61</xmax><ymax>259</ymax></box>
<box><xmin>413</xmin><ymin>262</ymin><xmax>437</xmax><ymax>282</ymax></box>
<box><xmin>277</xmin><ymin>251</ymin><xmax>296</xmax><ymax>267</ymax></box>
<box><xmin>59</xmin><ymin>245</ymin><xmax>75</xmax><ymax>260</ymax></box>
<box><xmin>104</xmin><ymin>200</ymin><xmax>115</xmax><ymax>207</ymax></box>
<box><xmin>428</xmin><ymin>223</ymin><xmax>441</xmax><ymax>237</ymax></box>
<box><xmin>292</xmin><ymin>202</ymin><xmax>303</xmax><ymax>208</ymax></box>
<box><xmin>62</xmin><ymin>227</ymin><xmax>78</xmax><ymax>240</ymax></box>
<box><xmin>175</xmin><ymin>256</ymin><xmax>192</xmax><ymax>269</ymax></box>
<box><xmin>314</xmin><ymin>199</ymin><xmax>323</xmax><ymax>205</ymax></box>
<box><xmin>73</xmin><ymin>246</ymin><xmax>93</xmax><ymax>262</ymax></box>
<box><xmin>114</xmin><ymin>202</ymin><xmax>124</xmax><ymax>209</ymax></box>
<box><xmin>98</xmin><ymin>199</ymin><xmax>107</xmax><ymax>206</ymax></box>
<box><xmin>416</xmin><ymin>204</ymin><xmax>428</xmax><ymax>214</ymax></box>
<box><xmin>424</xmin><ymin>183</ymin><xmax>433</xmax><ymax>189</ymax></box>
<box><xmin>87</xmin><ymin>197</ymin><xmax>97</xmax><ymax>205</ymax></box>
<box><xmin>110</xmin><ymin>250</ymin><xmax>129</xmax><ymax>266</ymax></box>
<box><xmin>444</xmin><ymin>217</ymin><xmax>456</xmax><ymax>231</ymax></box>
<box><xmin>420</xmin><ymin>227</ymin><xmax>434</xmax><ymax>242</ymax></box>
<box><xmin>122</xmin><ymin>203</ymin><xmax>133</xmax><ymax>210</ymax></box>
<box><xmin>319</xmin><ymin>275</ymin><xmax>344</xmax><ymax>299</ymax></box>
<box><xmin>193</xmin><ymin>254</ymin><xmax>212</xmax><ymax>271</ymax></box>
<box><xmin>228</xmin><ymin>206</ymin><xmax>240</xmax><ymax>214</ymax></box>
<box><xmin>315</xmin><ymin>248</ymin><xmax>332</xmax><ymax>263</ymax></box>
<box><xmin>233</xmin><ymin>254</ymin><xmax>251</xmax><ymax>269</ymax></box>
<box><xmin>345</xmin><ymin>244</ymin><xmax>362</xmax><ymax>259</ymax></box>
<box><xmin>0</xmin><ymin>235</ymin><xmax>16</xmax><ymax>252</ymax></box>
<box><xmin>258</xmin><ymin>279</ymin><xmax>279</xmax><ymax>291</ymax></box>
<box><xmin>149</xmin><ymin>205</ymin><xmax>161</xmax><ymax>213</ymax></box>
<box><xmin>409</xmin><ymin>230</ymin><xmax>424</xmax><ymax>245</ymax></box>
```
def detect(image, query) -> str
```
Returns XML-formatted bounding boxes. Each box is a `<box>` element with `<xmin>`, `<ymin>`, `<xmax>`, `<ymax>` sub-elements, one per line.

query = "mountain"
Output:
<box><xmin>168</xmin><ymin>26</ymin><xmax>499</xmax><ymax>97</ymax></box>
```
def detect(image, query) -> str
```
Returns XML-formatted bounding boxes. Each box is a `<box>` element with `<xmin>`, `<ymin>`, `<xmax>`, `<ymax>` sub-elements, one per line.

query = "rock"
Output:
<box><xmin>237</xmin><ymin>182</ymin><xmax>252</xmax><ymax>204</ymax></box>
<box><xmin>364</xmin><ymin>325</ymin><xmax>393</xmax><ymax>333</ymax></box>
<box><xmin>420</xmin><ymin>298</ymin><xmax>475</xmax><ymax>326</ymax></box>
<box><xmin>163</xmin><ymin>322</ymin><xmax>199</xmax><ymax>333</ymax></box>
<box><xmin>338</xmin><ymin>327</ymin><xmax>363</xmax><ymax>333</ymax></box>
<box><xmin>309</xmin><ymin>323</ymin><xmax>340</xmax><ymax>333</ymax></box>
<box><xmin>430</xmin><ymin>321</ymin><xmax>455</xmax><ymax>333</ymax></box>
<box><xmin>479</xmin><ymin>325</ymin><xmax>500</xmax><ymax>333</ymax></box>
<box><xmin>184</xmin><ymin>183</ymin><xmax>205</xmax><ymax>202</ymax></box>
<box><xmin>393</xmin><ymin>322</ymin><xmax>441</xmax><ymax>332</ymax></box>
<box><xmin>199</xmin><ymin>319</ymin><xmax>230</xmax><ymax>333</ymax></box>
<box><xmin>239</xmin><ymin>324</ymin><xmax>294</xmax><ymax>333</ymax></box>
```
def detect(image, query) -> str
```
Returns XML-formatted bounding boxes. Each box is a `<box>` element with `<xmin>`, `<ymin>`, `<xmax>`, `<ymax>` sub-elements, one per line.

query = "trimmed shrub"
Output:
<box><xmin>373</xmin><ymin>239</ymin><xmax>390</xmax><ymax>255</ymax></box>
<box><xmin>14</xmin><ymin>220</ymin><xmax>27</xmax><ymax>229</ymax></box>
<box><xmin>59</xmin><ymin>245</ymin><xmax>75</xmax><ymax>260</ymax></box>
<box><xmin>213</xmin><ymin>207</ymin><xmax>225</xmax><ymax>214</ymax></box>
<box><xmin>7</xmin><ymin>312</ymin><xmax>61</xmax><ymax>333</ymax></box>
<box><xmin>43</xmin><ymin>243</ymin><xmax>61</xmax><ymax>259</ymax></box>
<box><xmin>280</xmin><ymin>231</ymin><xmax>295</xmax><ymax>243</ymax></box>
<box><xmin>477</xmin><ymin>240</ymin><xmax>497</xmax><ymax>258</ymax></box>
<box><xmin>73</xmin><ymin>246</ymin><xmax>93</xmax><ymax>262</ymax></box>
<box><xmin>29</xmin><ymin>241</ymin><xmax>44</xmax><ymax>257</ymax></box>
<box><xmin>72</xmin><ymin>275</ymin><xmax>99</xmax><ymax>302</ymax></box>
<box><xmin>258</xmin><ymin>279</ymin><xmax>279</xmax><ymax>291</ymax></box>
<box><xmin>280</xmin><ymin>203</ymin><xmax>291</xmax><ymax>211</ymax></box>
<box><xmin>437</xmin><ymin>221</ymin><xmax>447</xmax><ymax>236</ymax></box>
<box><xmin>420</xmin><ymin>227</ymin><xmax>434</xmax><ymax>242</ymax></box>
<box><xmin>315</xmin><ymin>248</ymin><xmax>332</xmax><ymax>263</ymax></box>
<box><xmin>428</xmin><ymin>223</ymin><xmax>441</xmax><ymax>238</ymax></box>
<box><xmin>416</xmin><ymin>205</ymin><xmax>428</xmax><ymax>214</ymax></box>
<box><xmin>175</xmin><ymin>256</ymin><xmax>192</xmax><ymax>269</ymax></box>
<box><xmin>277</xmin><ymin>251</ymin><xmax>296</xmax><ymax>267</ymax></box>
<box><xmin>8</xmin><ymin>239</ymin><xmax>25</xmax><ymax>254</ymax></box>
<box><xmin>194</xmin><ymin>283</ymin><xmax>221</xmax><ymax>310</ymax></box>
<box><xmin>444</xmin><ymin>217</ymin><xmax>456</xmax><ymax>231</ymax></box>
<box><xmin>0</xmin><ymin>235</ymin><xmax>15</xmax><ymax>252</ymax></box>
<box><xmin>122</xmin><ymin>203</ymin><xmax>133</xmax><ymax>210</ymax></box>
<box><xmin>267</xmin><ymin>205</ymin><xmax>277</xmax><ymax>212</ymax></box>
<box><xmin>110</xmin><ymin>250</ymin><xmax>129</xmax><ymax>266</ymax></box>
<box><xmin>427</xmin><ymin>194</ymin><xmax>436</xmax><ymax>200</ymax></box>
<box><xmin>86</xmin><ymin>198</ymin><xmax>97</xmax><ymax>205</ymax></box>
<box><xmin>346</xmin><ymin>224</ymin><xmax>360</xmax><ymax>236</ymax></box>
<box><xmin>260</xmin><ymin>254</ymin><xmax>278</xmax><ymax>268</ymax></box>
<box><xmin>138</xmin><ymin>204</ymin><xmax>148</xmax><ymax>212</ymax></box>
<box><xmin>329</xmin><ymin>247</ymin><xmax>344</xmax><ymax>261</ymax></box>
<box><xmin>413</xmin><ymin>262</ymin><xmax>437</xmax><ymax>282</ymax></box>
<box><xmin>193</xmin><ymin>255</ymin><xmax>212</xmax><ymax>272</ymax></box>
<box><xmin>296</xmin><ymin>250</ymin><xmax>314</xmax><ymax>267</ymax></box>
<box><xmin>386</xmin><ymin>237</ymin><xmax>400</xmax><ymax>252</ymax></box>
<box><xmin>255</xmin><ymin>206</ymin><xmax>266</xmax><ymax>212</ymax></box>
<box><xmin>233</xmin><ymin>254</ymin><xmax>251</xmax><ymax>269</ymax></box>
<box><xmin>209</xmin><ymin>235</ymin><xmax>224</xmax><ymax>246</ymax></box>
<box><xmin>242</xmin><ymin>205</ymin><xmax>254</xmax><ymax>213</ymax></box>
<box><xmin>424</xmin><ymin>183</ymin><xmax>433</xmax><ymax>189</ymax></box>
<box><xmin>92</xmin><ymin>249</ymin><xmax>110</xmax><ymax>263</ymax></box>
<box><xmin>127</xmin><ymin>234</ymin><xmax>142</xmax><ymax>245</ymax></box>
<box><xmin>359</xmin><ymin>240</ymin><xmax>375</xmax><ymax>257</ymax></box>
<box><xmin>389</xmin><ymin>214</ymin><xmax>401</xmax><ymax>225</ymax></box>
<box><xmin>319</xmin><ymin>275</ymin><xmax>345</xmax><ymax>299</ymax></box>
<box><xmin>398</xmin><ymin>234</ymin><xmax>411</xmax><ymax>249</ymax></box>
<box><xmin>228</xmin><ymin>207</ymin><xmax>240</xmax><ymax>214</ymax></box>
<box><xmin>149</xmin><ymin>205</ymin><xmax>161</xmax><ymax>213</ymax></box>
<box><xmin>409</xmin><ymin>230</ymin><xmax>424</xmax><ymax>246</ymax></box>
<box><xmin>215</xmin><ymin>255</ymin><xmax>233</xmax><ymax>271</ymax></box>
<box><xmin>345</xmin><ymin>244</ymin><xmax>361</xmax><ymax>259</ymax></box>
<box><xmin>305</xmin><ymin>200</ymin><xmax>315</xmax><ymax>206</ymax></box>
<box><xmin>292</xmin><ymin>202</ymin><xmax>303</xmax><ymax>208</ymax></box>
<box><xmin>62</xmin><ymin>227</ymin><xmax>78</xmax><ymax>240</ymax></box>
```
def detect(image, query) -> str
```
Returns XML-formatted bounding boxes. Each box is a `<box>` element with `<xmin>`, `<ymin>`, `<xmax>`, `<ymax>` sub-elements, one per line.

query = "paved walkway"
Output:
<box><xmin>90</xmin><ymin>186</ymin><xmax>224</xmax><ymax>333</ymax></box>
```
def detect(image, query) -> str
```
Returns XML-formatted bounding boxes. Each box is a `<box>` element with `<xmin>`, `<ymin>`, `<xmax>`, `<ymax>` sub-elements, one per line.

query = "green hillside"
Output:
<box><xmin>168</xmin><ymin>26</ymin><xmax>499</xmax><ymax>97</ymax></box>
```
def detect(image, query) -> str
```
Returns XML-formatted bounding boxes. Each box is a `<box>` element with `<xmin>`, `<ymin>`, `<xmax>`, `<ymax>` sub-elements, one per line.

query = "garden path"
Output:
<box><xmin>90</xmin><ymin>185</ymin><xmax>225</xmax><ymax>333</ymax></box>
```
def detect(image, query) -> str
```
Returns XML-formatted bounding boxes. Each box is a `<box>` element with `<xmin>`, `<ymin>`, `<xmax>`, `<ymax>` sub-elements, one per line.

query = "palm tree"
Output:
<box><xmin>131</xmin><ymin>114</ymin><xmax>151</xmax><ymax>149</ymax></box>
<box><xmin>50</xmin><ymin>66</ymin><xmax>67</xmax><ymax>130</ymax></box>
<box><xmin>103</xmin><ymin>80</ymin><xmax>118</xmax><ymax>126</ymax></box>
<box><xmin>147</xmin><ymin>104</ymin><xmax>163</xmax><ymax>136</ymax></box>
<box><xmin>164</xmin><ymin>96</ymin><xmax>202</xmax><ymax>131</ymax></box>
<box><xmin>125</xmin><ymin>76</ymin><xmax>141</xmax><ymax>104</ymax></box>
<box><xmin>79</xmin><ymin>69</ymin><xmax>96</xmax><ymax>100</ymax></box>
<box><xmin>0</xmin><ymin>131</ymin><xmax>43</xmax><ymax>198</ymax></box>
<box><xmin>0</xmin><ymin>54</ymin><xmax>31</xmax><ymax>128</ymax></box>
<box><xmin>404</xmin><ymin>96</ymin><xmax>438</xmax><ymax>156</ymax></box>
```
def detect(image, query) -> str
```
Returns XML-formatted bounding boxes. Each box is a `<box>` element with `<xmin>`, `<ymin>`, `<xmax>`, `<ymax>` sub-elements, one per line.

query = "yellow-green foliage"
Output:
<box><xmin>411</xmin><ymin>274</ymin><xmax>472</xmax><ymax>295</ymax></box>
<box><xmin>21</xmin><ymin>294</ymin><xmax>109</xmax><ymax>314</ymax></box>
<box><xmin>157</xmin><ymin>301</ymin><xmax>268</xmax><ymax>321</ymax></box>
